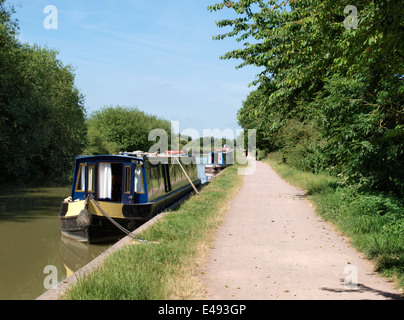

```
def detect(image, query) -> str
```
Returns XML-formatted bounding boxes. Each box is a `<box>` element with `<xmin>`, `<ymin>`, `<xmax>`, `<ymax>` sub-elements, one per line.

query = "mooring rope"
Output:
<box><xmin>174</xmin><ymin>156</ymin><xmax>200</xmax><ymax>195</ymax></box>
<box><xmin>85</xmin><ymin>195</ymin><xmax>145</xmax><ymax>241</ymax></box>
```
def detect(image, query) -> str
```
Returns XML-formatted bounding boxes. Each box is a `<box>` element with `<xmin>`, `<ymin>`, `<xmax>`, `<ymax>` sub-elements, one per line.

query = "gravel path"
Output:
<box><xmin>203</xmin><ymin>158</ymin><xmax>403</xmax><ymax>300</ymax></box>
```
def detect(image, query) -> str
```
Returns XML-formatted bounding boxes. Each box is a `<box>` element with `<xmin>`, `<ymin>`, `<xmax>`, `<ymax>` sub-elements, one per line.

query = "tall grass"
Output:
<box><xmin>64</xmin><ymin>163</ymin><xmax>244</xmax><ymax>300</ymax></box>
<box><xmin>266</xmin><ymin>152</ymin><xmax>404</xmax><ymax>289</ymax></box>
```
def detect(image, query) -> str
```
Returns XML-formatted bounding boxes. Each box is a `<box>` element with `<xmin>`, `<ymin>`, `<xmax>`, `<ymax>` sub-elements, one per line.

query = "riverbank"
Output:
<box><xmin>62</xmin><ymin>162</ymin><xmax>245</xmax><ymax>299</ymax></box>
<box><xmin>264</xmin><ymin>152</ymin><xmax>404</xmax><ymax>290</ymax></box>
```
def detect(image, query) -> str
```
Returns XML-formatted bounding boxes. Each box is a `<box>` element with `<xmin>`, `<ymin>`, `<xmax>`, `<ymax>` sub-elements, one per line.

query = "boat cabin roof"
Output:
<box><xmin>76</xmin><ymin>154</ymin><xmax>144</xmax><ymax>164</ymax></box>
<box><xmin>75</xmin><ymin>152</ymin><xmax>195</xmax><ymax>165</ymax></box>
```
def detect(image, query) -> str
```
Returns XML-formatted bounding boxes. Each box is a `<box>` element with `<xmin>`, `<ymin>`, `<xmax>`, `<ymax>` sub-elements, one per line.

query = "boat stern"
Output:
<box><xmin>59</xmin><ymin>199</ymin><xmax>154</xmax><ymax>243</ymax></box>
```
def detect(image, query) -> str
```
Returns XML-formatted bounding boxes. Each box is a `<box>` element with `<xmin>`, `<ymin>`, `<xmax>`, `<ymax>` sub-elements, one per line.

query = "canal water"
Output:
<box><xmin>0</xmin><ymin>162</ymin><xmax>209</xmax><ymax>300</ymax></box>
<box><xmin>0</xmin><ymin>187</ymin><xmax>110</xmax><ymax>300</ymax></box>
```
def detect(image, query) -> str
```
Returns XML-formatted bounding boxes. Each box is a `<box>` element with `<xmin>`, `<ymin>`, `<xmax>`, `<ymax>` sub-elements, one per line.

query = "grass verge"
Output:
<box><xmin>64</xmin><ymin>163</ymin><xmax>244</xmax><ymax>300</ymax></box>
<box><xmin>265</xmin><ymin>152</ymin><xmax>404</xmax><ymax>290</ymax></box>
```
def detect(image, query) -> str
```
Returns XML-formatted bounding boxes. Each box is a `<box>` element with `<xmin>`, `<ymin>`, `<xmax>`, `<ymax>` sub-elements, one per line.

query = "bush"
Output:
<box><xmin>277</xmin><ymin>119</ymin><xmax>328</xmax><ymax>174</ymax></box>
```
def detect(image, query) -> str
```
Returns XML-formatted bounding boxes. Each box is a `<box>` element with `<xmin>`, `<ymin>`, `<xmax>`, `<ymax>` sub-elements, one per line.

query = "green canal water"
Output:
<box><xmin>0</xmin><ymin>187</ymin><xmax>110</xmax><ymax>300</ymax></box>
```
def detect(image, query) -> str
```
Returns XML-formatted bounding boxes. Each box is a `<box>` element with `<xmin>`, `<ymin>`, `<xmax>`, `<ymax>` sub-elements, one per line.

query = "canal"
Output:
<box><xmin>0</xmin><ymin>187</ymin><xmax>110</xmax><ymax>300</ymax></box>
<box><xmin>0</xmin><ymin>162</ymin><xmax>209</xmax><ymax>300</ymax></box>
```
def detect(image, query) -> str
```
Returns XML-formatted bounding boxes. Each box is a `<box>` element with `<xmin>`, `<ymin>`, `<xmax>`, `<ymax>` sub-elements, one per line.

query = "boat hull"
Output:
<box><xmin>59</xmin><ymin>181</ymin><xmax>200</xmax><ymax>243</ymax></box>
<box><xmin>60</xmin><ymin>215</ymin><xmax>147</xmax><ymax>243</ymax></box>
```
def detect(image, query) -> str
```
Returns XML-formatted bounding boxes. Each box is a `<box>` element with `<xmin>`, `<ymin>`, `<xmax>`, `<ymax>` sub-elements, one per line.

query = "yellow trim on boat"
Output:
<box><xmin>88</xmin><ymin>201</ymin><xmax>125</xmax><ymax>219</ymax></box>
<box><xmin>65</xmin><ymin>200</ymin><xmax>125</xmax><ymax>219</ymax></box>
<box><xmin>65</xmin><ymin>200</ymin><xmax>86</xmax><ymax>218</ymax></box>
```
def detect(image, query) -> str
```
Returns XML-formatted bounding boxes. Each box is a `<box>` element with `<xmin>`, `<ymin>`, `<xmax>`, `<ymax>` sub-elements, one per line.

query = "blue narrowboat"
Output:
<box><xmin>205</xmin><ymin>149</ymin><xmax>234</xmax><ymax>174</ymax></box>
<box><xmin>59</xmin><ymin>152</ymin><xmax>201</xmax><ymax>243</ymax></box>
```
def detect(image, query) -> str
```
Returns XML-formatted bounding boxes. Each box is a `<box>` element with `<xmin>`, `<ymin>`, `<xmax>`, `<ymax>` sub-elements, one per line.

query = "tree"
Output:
<box><xmin>21</xmin><ymin>45</ymin><xmax>87</xmax><ymax>182</ymax></box>
<box><xmin>209</xmin><ymin>0</ymin><xmax>404</xmax><ymax>195</ymax></box>
<box><xmin>0</xmin><ymin>1</ymin><xmax>86</xmax><ymax>184</ymax></box>
<box><xmin>84</xmin><ymin>106</ymin><xmax>172</xmax><ymax>155</ymax></box>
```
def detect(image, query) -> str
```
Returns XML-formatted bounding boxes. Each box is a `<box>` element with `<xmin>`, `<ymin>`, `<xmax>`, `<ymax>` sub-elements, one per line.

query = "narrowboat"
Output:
<box><xmin>205</xmin><ymin>149</ymin><xmax>234</xmax><ymax>174</ymax></box>
<box><xmin>59</xmin><ymin>152</ymin><xmax>201</xmax><ymax>243</ymax></box>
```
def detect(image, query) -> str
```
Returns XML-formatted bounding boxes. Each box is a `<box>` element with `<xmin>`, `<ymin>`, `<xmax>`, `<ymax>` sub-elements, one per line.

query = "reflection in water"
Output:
<box><xmin>0</xmin><ymin>187</ymin><xmax>110</xmax><ymax>300</ymax></box>
<box><xmin>58</xmin><ymin>237</ymin><xmax>109</xmax><ymax>278</ymax></box>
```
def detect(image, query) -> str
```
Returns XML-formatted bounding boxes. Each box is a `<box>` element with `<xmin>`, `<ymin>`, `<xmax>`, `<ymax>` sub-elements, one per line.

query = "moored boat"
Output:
<box><xmin>205</xmin><ymin>149</ymin><xmax>234</xmax><ymax>174</ymax></box>
<box><xmin>59</xmin><ymin>152</ymin><xmax>201</xmax><ymax>243</ymax></box>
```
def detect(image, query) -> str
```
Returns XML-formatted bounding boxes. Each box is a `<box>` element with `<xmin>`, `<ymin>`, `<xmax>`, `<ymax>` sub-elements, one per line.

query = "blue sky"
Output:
<box><xmin>7</xmin><ymin>0</ymin><xmax>260</xmax><ymax>139</ymax></box>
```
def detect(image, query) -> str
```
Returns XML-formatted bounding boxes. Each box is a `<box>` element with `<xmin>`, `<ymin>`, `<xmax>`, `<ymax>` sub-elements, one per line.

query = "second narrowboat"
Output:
<box><xmin>205</xmin><ymin>149</ymin><xmax>234</xmax><ymax>174</ymax></box>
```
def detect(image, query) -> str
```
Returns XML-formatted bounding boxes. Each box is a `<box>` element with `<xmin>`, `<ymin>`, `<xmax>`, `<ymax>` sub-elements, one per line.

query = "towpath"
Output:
<box><xmin>202</xmin><ymin>157</ymin><xmax>403</xmax><ymax>300</ymax></box>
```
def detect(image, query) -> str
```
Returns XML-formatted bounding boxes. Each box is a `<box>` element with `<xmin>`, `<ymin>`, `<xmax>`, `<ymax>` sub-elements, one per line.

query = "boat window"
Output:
<box><xmin>134</xmin><ymin>165</ymin><xmax>144</xmax><ymax>194</ymax></box>
<box><xmin>75</xmin><ymin>163</ymin><xmax>86</xmax><ymax>192</ymax></box>
<box><xmin>150</xmin><ymin>167</ymin><xmax>159</xmax><ymax>190</ymax></box>
<box><xmin>98</xmin><ymin>163</ymin><xmax>112</xmax><ymax>199</ymax></box>
<box><xmin>124</xmin><ymin>166</ymin><xmax>131</xmax><ymax>194</ymax></box>
<box><xmin>111</xmin><ymin>163</ymin><xmax>123</xmax><ymax>202</ymax></box>
<box><xmin>88</xmin><ymin>165</ymin><xmax>95</xmax><ymax>193</ymax></box>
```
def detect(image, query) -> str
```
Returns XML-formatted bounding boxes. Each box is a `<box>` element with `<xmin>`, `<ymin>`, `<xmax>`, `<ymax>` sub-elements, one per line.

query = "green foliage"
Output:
<box><xmin>210</xmin><ymin>0</ymin><xmax>404</xmax><ymax>196</ymax></box>
<box><xmin>0</xmin><ymin>1</ymin><xmax>86</xmax><ymax>184</ymax></box>
<box><xmin>84</xmin><ymin>106</ymin><xmax>172</xmax><ymax>155</ymax></box>
<box><xmin>319</xmin><ymin>72</ymin><xmax>404</xmax><ymax>194</ymax></box>
<box><xmin>276</xmin><ymin>119</ymin><xmax>328</xmax><ymax>173</ymax></box>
